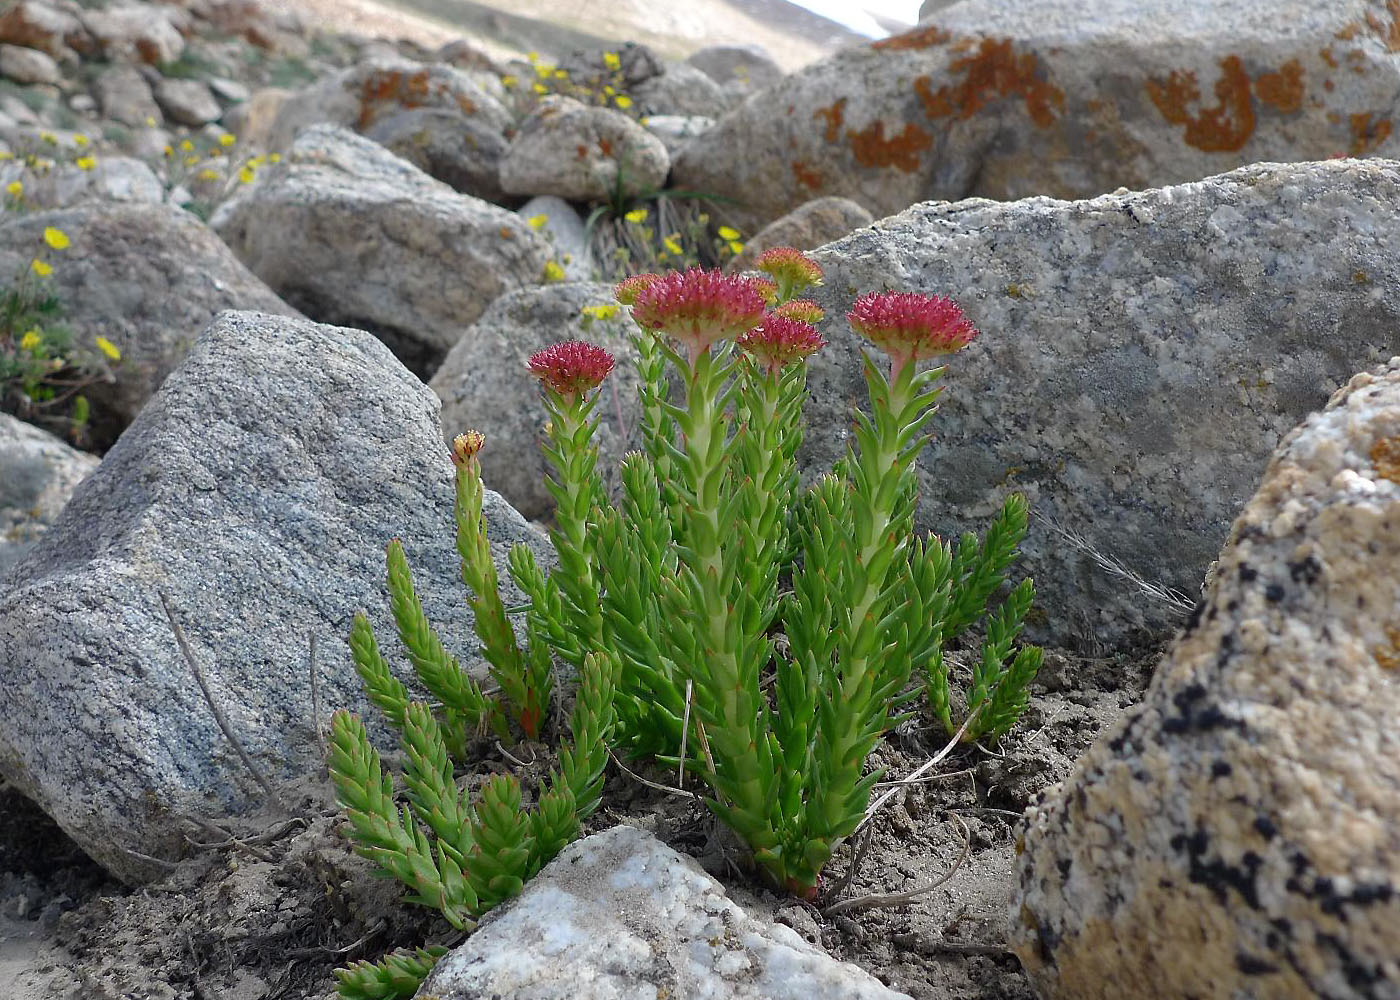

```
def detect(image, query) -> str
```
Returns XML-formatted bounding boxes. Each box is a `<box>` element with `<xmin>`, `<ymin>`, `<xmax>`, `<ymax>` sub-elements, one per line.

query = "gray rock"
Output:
<box><xmin>153</xmin><ymin>78</ymin><xmax>221</xmax><ymax>127</ymax></box>
<box><xmin>364</xmin><ymin>106</ymin><xmax>511</xmax><ymax>204</ymax></box>
<box><xmin>0</xmin><ymin>310</ymin><xmax>552</xmax><ymax>883</ymax></box>
<box><xmin>430</xmin><ymin>281</ymin><xmax>640</xmax><ymax>519</ymax></box>
<box><xmin>96</xmin><ymin>64</ymin><xmax>161</xmax><ymax>128</ymax></box>
<box><xmin>517</xmin><ymin>195</ymin><xmax>595</xmax><ymax>281</ymax></box>
<box><xmin>0</xmin><ymin>94</ymin><xmax>38</xmax><ymax>125</ymax></box>
<box><xmin>728</xmin><ymin>195</ymin><xmax>873</xmax><ymax>272</ymax></box>
<box><xmin>675</xmin><ymin>0</ymin><xmax>1400</xmax><ymax>230</ymax></box>
<box><xmin>1011</xmin><ymin>357</ymin><xmax>1400</xmax><ymax>999</ymax></box>
<box><xmin>0</xmin><ymin>413</ymin><xmax>98</xmax><ymax>581</ymax></box>
<box><xmin>67</xmin><ymin>92</ymin><xmax>95</xmax><ymax>113</ymax></box>
<box><xmin>795</xmin><ymin>158</ymin><xmax>1400</xmax><ymax>650</ymax></box>
<box><xmin>632</xmin><ymin>61</ymin><xmax>731</xmax><ymax>118</ymax></box>
<box><xmin>0</xmin><ymin>1</ymin><xmax>90</xmax><ymax>62</ymax></box>
<box><xmin>0</xmin><ymin>43</ymin><xmax>60</xmax><ymax>85</ymax></box>
<box><xmin>0</xmin><ymin>202</ymin><xmax>298</xmax><ymax>450</ymax></box>
<box><xmin>686</xmin><ymin>43</ymin><xmax>783</xmax><ymax>96</ymax></box>
<box><xmin>213</xmin><ymin>124</ymin><xmax>551</xmax><ymax>376</ymax></box>
<box><xmin>421</xmin><ymin>825</ymin><xmax>912</xmax><ymax>1000</ymax></box>
<box><xmin>0</xmin><ymin>155</ymin><xmax>164</xmax><ymax>207</ymax></box>
<box><xmin>84</xmin><ymin>3</ymin><xmax>185</xmax><ymax>65</ymax></box>
<box><xmin>643</xmin><ymin>114</ymin><xmax>715</xmax><ymax>158</ymax></box>
<box><xmin>207</xmin><ymin>76</ymin><xmax>251</xmax><ymax>104</ymax></box>
<box><xmin>266</xmin><ymin>58</ymin><xmax>513</xmax><ymax>153</ymax></box>
<box><xmin>499</xmin><ymin>96</ymin><xmax>670</xmax><ymax>202</ymax></box>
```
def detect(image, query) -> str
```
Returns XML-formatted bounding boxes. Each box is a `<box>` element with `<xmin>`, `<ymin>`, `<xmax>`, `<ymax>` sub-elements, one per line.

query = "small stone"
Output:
<box><xmin>153</xmin><ymin>78</ymin><xmax>221</xmax><ymax>127</ymax></box>
<box><xmin>0</xmin><ymin>414</ymin><xmax>99</xmax><ymax>580</ymax></box>
<box><xmin>95</xmin><ymin>64</ymin><xmax>161</xmax><ymax>127</ymax></box>
<box><xmin>364</xmin><ymin>106</ymin><xmax>510</xmax><ymax>204</ymax></box>
<box><xmin>207</xmin><ymin>77</ymin><xmax>250</xmax><ymax>104</ymax></box>
<box><xmin>0</xmin><ymin>43</ymin><xmax>59</xmax><ymax>85</ymax></box>
<box><xmin>642</xmin><ymin>114</ymin><xmax>714</xmax><ymax>157</ymax></box>
<box><xmin>67</xmin><ymin>93</ymin><xmax>95</xmax><ymax>113</ymax></box>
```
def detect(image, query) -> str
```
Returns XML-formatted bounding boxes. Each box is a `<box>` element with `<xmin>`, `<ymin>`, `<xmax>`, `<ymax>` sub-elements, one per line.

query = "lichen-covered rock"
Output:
<box><xmin>729</xmin><ymin>195</ymin><xmax>873</xmax><ymax>272</ymax></box>
<box><xmin>0</xmin><ymin>311</ymin><xmax>552</xmax><ymax>883</ymax></box>
<box><xmin>499</xmin><ymin>96</ymin><xmax>670</xmax><ymax>202</ymax></box>
<box><xmin>95</xmin><ymin>64</ymin><xmax>161</xmax><ymax>127</ymax></box>
<box><xmin>0</xmin><ymin>413</ymin><xmax>97</xmax><ymax>581</ymax></box>
<box><xmin>266</xmin><ymin>58</ymin><xmax>512</xmax><ymax>153</ymax></box>
<box><xmin>430</xmin><ymin>282</ymin><xmax>640</xmax><ymax>520</ymax></box>
<box><xmin>420</xmin><ymin>825</ymin><xmax>912</xmax><ymax>1000</ymax></box>
<box><xmin>0</xmin><ymin>0</ymin><xmax>90</xmax><ymax>62</ymax></box>
<box><xmin>800</xmin><ymin>158</ymin><xmax>1400</xmax><ymax>650</ymax></box>
<box><xmin>0</xmin><ymin>155</ymin><xmax>163</xmax><ymax>207</ymax></box>
<box><xmin>152</xmin><ymin>78</ymin><xmax>221</xmax><ymax>127</ymax></box>
<box><xmin>212</xmin><ymin>124</ymin><xmax>550</xmax><ymax>375</ymax></box>
<box><xmin>0</xmin><ymin>43</ymin><xmax>60</xmax><ymax>85</ymax></box>
<box><xmin>363</xmin><ymin>106</ymin><xmax>512</xmax><ymax>204</ymax></box>
<box><xmin>0</xmin><ymin>202</ymin><xmax>297</xmax><ymax>450</ymax></box>
<box><xmin>631</xmin><ymin>61</ymin><xmax>730</xmax><ymax>118</ymax></box>
<box><xmin>687</xmin><ymin>43</ymin><xmax>783</xmax><ymax>99</ymax></box>
<box><xmin>676</xmin><ymin>0</ymin><xmax>1400</xmax><ymax>230</ymax></box>
<box><xmin>84</xmin><ymin>3</ymin><xmax>186</xmax><ymax>65</ymax></box>
<box><xmin>1010</xmin><ymin>356</ymin><xmax>1400</xmax><ymax>1000</ymax></box>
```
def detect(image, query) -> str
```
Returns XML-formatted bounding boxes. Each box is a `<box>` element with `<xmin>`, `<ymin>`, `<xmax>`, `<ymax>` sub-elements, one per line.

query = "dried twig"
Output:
<box><xmin>678</xmin><ymin>678</ymin><xmax>694</xmax><ymax>790</ymax></box>
<box><xmin>823</xmin><ymin>815</ymin><xmax>972</xmax><ymax>917</ymax></box>
<box><xmin>160</xmin><ymin>590</ymin><xmax>285</xmax><ymax>811</ymax></box>
<box><xmin>828</xmin><ymin>823</ymin><xmax>875</xmax><ymax>900</ymax></box>
<box><xmin>1039</xmin><ymin>514</ymin><xmax>1196</xmax><ymax>616</ymax></box>
<box><xmin>857</xmin><ymin>711</ymin><xmax>978</xmax><ymax>837</ymax></box>
<box><xmin>496</xmin><ymin>741</ymin><xmax>535</xmax><ymax>767</ymax></box>
<box><xmin>608</xmin><ymin>751</ymin><xmax>699</xmax><ymax>799</ymax></box>
<box><xmin>182</xmin><ymin>814</ymin><xmax>275</xmax><ymax>863</ymax></box>
<box><xmin>308</xmin><ymin>633</ymin><xmax>326</xmax><ymax>768</ymax></box>
<box><xmin>285</xmin><ymin>919</ymin><xmax>387</xmax><ymax>959</ymax></box>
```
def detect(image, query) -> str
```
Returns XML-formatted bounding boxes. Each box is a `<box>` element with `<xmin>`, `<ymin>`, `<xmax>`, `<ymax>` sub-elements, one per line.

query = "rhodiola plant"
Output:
<box><xmin>508</xmin><ymin>247</ymin><xmax>1043</xmax><ymax>896</ymax></box>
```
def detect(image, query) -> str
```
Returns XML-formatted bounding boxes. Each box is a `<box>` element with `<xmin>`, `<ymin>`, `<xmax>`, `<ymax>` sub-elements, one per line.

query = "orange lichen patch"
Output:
<box><xmin>847</xmin><ymin>120</ymin><xmax>931</xmax><ymax>171</ymax></box>
<box><xmin>575</xmin><ymin>143</ymin><xmax>588</xmax><ymax>159</ymax></box>
<box><xmin>1336</xmin><ymin>23</ymin><xmax>1361</xmax><ymax>41</ymax></box>
<box><xmin>1365</xmin><ymin>0</ymin><xmax>1400</xmax><ymax>51</ymax></box>
<box><xmin>872</xmin><ymin>23</ymin><xmax>952</xmax><ymax>50</ymax></box>
<box><xmin>914</xmin><ymin>37</ymin><xmax>1065</xmax><ymax>128</ymax></box>
<box><xmin>1325</xmin><ymin>78</ymin><xmax>1336</xmax><ymax>91</ymax></box>
<box><xmin>814</xmin><ymin>98</ymin><xmax>847</xmax><ymax>143</ymax></box>
<box><xmin>1349</xmin><ymin>112</ymin><xmax>1393</xmax><ymax>154</ymax></box>
<box><xmin>791</xmin><ymin>160</ymin><xmax>823</xmax><ymax>190</ymax></box>
<box><xmin>1371</xmin><ymin>435</ymin><xmax>1400</xmax><ymax>483</ymax></box>
<box><xmin>1321</xmin><ymin>46</ymin><xmax>1339</xmax><ymax>68</ymax></box>
<box><xmin>498</xmin><ymin>226</ymin><xmax>514</xmax><ymax>239</ymax></box>
<box><xmin>598</xmin><ymin>137</ymin><xmax>614</xmax><ymax>157</ymax></box>
<box><xmin>1146</xmin><ymin>55</ymin><xmax>1255</xmax><ymax>152</ymax></box>
<box><xmin>1256</xmin><ymin>59</ymin><xmax>1305</xmax><ymax>113</ymax></box>
<box><xmin>358</xmin><ymin>69</ymin><xmax>433</xmax><ymax>128</ymax></box>
<box><xmin>1375</xmin><ymin>626</ymin><xmax>1400</xmax><ymax>670</ymax></box>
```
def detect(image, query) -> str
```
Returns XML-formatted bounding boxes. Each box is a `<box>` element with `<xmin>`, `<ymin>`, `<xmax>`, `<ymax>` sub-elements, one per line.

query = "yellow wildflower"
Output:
<box><xmin>73</xmin><ymin>134</ymin><xmax>89</xmax><ymax>147</ymax></box>
<box><xmin>75</xmin><ymin>156</ymin><xmax>96</xmax><ymax>171</ymax></box>
<box><xmin>581</xmin><ymin>302</ymin><xmax>619</xmax><ymax>321</ymax></box>
<box><xmin>728</xmin><ymin>240</ymin><xmax>744</xmax><ymax>256</ymax></box>
<box><xmin>219</xmin><ymin>134</ymin><xmax>235</xmax><ymax>147</ymax></box>
<box><xmin>502</xmin><ymin>74</ymin><xmax>518</xmax><ymax>88</ymax></box>
<box><xmin>532</xmin><ymin>82</ymin><xmax>548</xmax><ymax>95</ymax></box>
<box><xmin>197</xmin><ymin>168</ymin><xmax>220</xmax><ymax>181</ymax></box>
<box><xmin>39</xmin><ymin>131</ymin><xmax>56</xmax><ymax>145</ymax></box>
<box><xmin>268</xmin><ymin>153</ymin><xmax>281</xmax><ymax>163</ymax></box>
<box><xmin>239</xmin><ymin>166</ymin><xmax>256</xmax><ymax>183</ymax></box>
<box><xmin>527</xmin><ymin>213</ymin><xmax>549</xmax><ymax>231</ymax></box>
<box><xmin>163</xmin><ymin>145</ymin><xmax>173</xmax><ymax>158</ymax></box>
<box><xmin>623</xmin><ymin>207</ymin><xmax>648</xmax><ymax>224</ymax></box>
<box><xmin>184</xmin><ymin>155</ymin><xmax>199</xmax><ymax>167</ymax></box>
<box><xmin>534</xmin><ymin>62</ymin><xmax>552</xmax><ymax>79</ymax></box>
<box><xmin>614</xmin><ymin>94</ymin><xmax>633</xmax><ymax>109</ymax></box>
<box><xmin>603</xmin><ymin>84</ymin><xmax>616</xmax><ymax>96</ymax></box>
<box><xmin>717</xmin><ymin>225</ymin><xmax>741</xmax><ymax>241</ymax></box>
<box><xmin>30</xmin><ymin>258</ymin><xmax>52</xmax><ymax>276</ymax></box>
<box><xmin>603</xmin><ymin>51</ymin><xmax>621</xmax><ymax>71</ymax></box>
<box><xmin>43</xmin><ymin>227</ymin><xmax>69</xmax><ymax>250</ymax></box>
<box><xmin>6</xmin><ymin>180</ymin><xmax>21</xmax><ymax>197</ymax></box>
<box><xmin>95</xmin><ymin>336</ymin><xmax>122</xmax><ymax>362</ymax></box>
<box><xmin>179</xmin><ymin>139</ymin><xmax>194</xmax><ymax>152</ymax></box>
<box><xmin>542</xmin><ymin>259</ymin><xmax>565</xmax><ymax>282</ymax></box>
<box><xmin>19</xmin><ymin>330</ymin><xmax>40</xmax><ymax>351</ymax></box>
<box><xmin>663</xmin><ymin>234</ymin><xmax>683</xmax><ymax>256</ymax></box>
<box><xmin>0</xmin><ymin>151</ymin><xmax>12</xmax><ymax>160</ymax></box>
<box><xmin>527</xmin><ymin>50</ymin><xmax>540</xmax><ymax>62</ymax></box>
<box><xmin>553</xmin><ymin>69</ymin><xmax>568</xmax><ymax>80</ymax></box>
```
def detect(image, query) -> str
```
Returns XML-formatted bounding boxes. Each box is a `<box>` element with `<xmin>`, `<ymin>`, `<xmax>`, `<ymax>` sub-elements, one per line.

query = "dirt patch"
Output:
<box><xmin>0</xmin><ymin>640</ymin><xmax>1161</xmax><ymax>999</ymax></box>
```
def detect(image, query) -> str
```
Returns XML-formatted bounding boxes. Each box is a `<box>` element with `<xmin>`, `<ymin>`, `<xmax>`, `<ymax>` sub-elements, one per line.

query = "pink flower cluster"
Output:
<box><xmin>846</xmin><ymin>291</ymin><xmax>977</xmax><ymax>374</ymax></box>
<box><xmin>737</xmin><ymin>314</ymin><xmax>827</xmax><ymax>376</ymax></box>
<box><xmin>526</xmin><ymin>340</ymin><xmax>616</xmax><ymax>402</ymax></box>
<box><xmin>628</xmin><ymin>268</ymin><xmax>767</xmax><ymax>361</ymax></box>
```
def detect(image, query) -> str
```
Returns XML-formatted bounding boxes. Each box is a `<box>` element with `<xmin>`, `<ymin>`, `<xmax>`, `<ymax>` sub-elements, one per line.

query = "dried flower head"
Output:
<box><xmin>629</xmin><ymin>268</ymin><xmax>766</xmax><ymax>360</ymax></box>
<box><xmin>527</xmin><ymin>341</ymin><xmax>615</xmax><ymax>402</ymax></box>
<box><xmin>847</xmin><ymin>291</ymin><xmax>977</xmax><ymax>374</ymax></box>
<box><xmin>755</xmin><ymin>247</ymin><xmax>824</xmax><ymax>296</ymax></box>
<box><xmin>774</xmin><ymin>299</ymin><xmax>824</xmax><ymax>324</ymax></box>
<box><xmin>451</xmin><ymin>429</ymin><xmax>485</xmax><ymax>465</ymax></box>
<box><xmin>614</xmin><ymin>273</ymin><xmax>661</xmax><ymax>306</ymax></box>
<box><xmin>737</xmin><ymin>314</ymin><xmax>827</xmax><ymax>375</ymax></box>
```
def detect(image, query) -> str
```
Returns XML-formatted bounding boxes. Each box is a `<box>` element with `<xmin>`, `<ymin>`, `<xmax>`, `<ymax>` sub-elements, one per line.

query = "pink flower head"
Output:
<box><xmin>629</xmin><ymin>267</ymin><xmax>766</xmax><ymax>360</ymax></box>
<box><xmin>749</xmin><ymin>276</ymin><xmax>779</xmax><ymax>306</ymax></box>
<box><xmin>527</xmin><ymin>340</ymin><xmax>615</xmax><ymax>403</ymax></box>
<box><xmin>614</xmin><ymin>273</ymin><xmax>661</xmax><ymax>306</ymax></box>
<box><xmin>847</xmin><ymin>291</ymin><xmax>977</xmax><ymax>374</ymax></box>
<box><xmin>774</xmin><ymin>299</ymin><xmax>825</xmax><ymax>324</ymax></box>
<box><xmin>755</xmin><ymin>247</ymin><xmax>824</xmax><ymax>296</ymax></box>
<box><xmin>451</xmin><ymin>429</ymin><xmax>485</xmax><ymax>466</ymax></box>
<box><xmin>737</xmin><ymin>313</ymin><xmax>826</xmax><ymax>375</ymax></box>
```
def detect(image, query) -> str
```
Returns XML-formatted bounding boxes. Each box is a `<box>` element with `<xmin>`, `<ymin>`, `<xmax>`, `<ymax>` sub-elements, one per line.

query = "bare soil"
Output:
<box><xmin>0</xmin><ymin>641</ymin><xmax>1161</xmax><ymax>1000</ymax></box>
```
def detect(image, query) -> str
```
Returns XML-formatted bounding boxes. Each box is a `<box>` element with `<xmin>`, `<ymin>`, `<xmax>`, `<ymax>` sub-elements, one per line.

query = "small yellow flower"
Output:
<box><xmin>553</xmin><ymin>69</ymin><xmax>568</xmax><ymax>80</ymax></box>
<box><xmin>581</xmin><ymin>302</ymin><xmax>619</xmax><ymax>321</ymax></box>
<box><xmin>542</xmin><ymin>259</ymin><xmax>565</xmax><ymax>282</ymax></box>
<box><xmin>30</xmin><ymin>258</ymin><xmax>52</xmax><ymax>276</ymax></box>
<box><xmin>163</xmin><ymin>145</ymin><xmax>173</xmax><ymax>158</ymax></box>
<box><xmin>209</xmin><ymin>147</ymin><xmax>222</xmax><ymax>157</ymax></box>
<box><xmin>39</xmin><ymin>131</ymin><xmax>56</xmax><ymax>145</ymax></box>
<box><xmin>179</xmin><ymin>139</ymin><xmax>194</xmax><ymax>152</ymax></box>
<box><xmin>623</xmin><ymin>207</ymin><xmax>648</xmax><ymax>224</ymax></box>
<box><xmin>717</xmin><ymin>225</ymin><xmax>741</xmax><ymax>241</ymax></box>
<box><xmin>73</xmin><ymin>134</ymin><xmax>89</xmax><ymax>147</ymax></box>
<box><xmin>527</xmin><ymin>213</ymin><xmax>549</xmax><ymax>231</ymax></box>
<box><xmin>0</xmin><ymin>151</ymin><xmax>12</xmax><ymax>160</ymax></box>
<box><xmin>219</xmin><ymin>133</ymin><xmax>236</xmax><ymax>147</ymax></box>
<box><xmin>43</xmin><ymin>227</ymin><xmax>69</xmax><ymax>250</ymax></box>
<box><xmin>6</xmin><ymin>180</ymin><xmax>21</xmax><ymax>197</ymax></box>
<box><xmin>184</xmin><ymin>155</ymin><xmax>199</xmax><ymax>167</ymax></box>
<box><xmin>603</xmin><ymin>84</ymin><xmax>616</xmax><ymax>96</ymax></box>
<box><xmin>19</xmin><ymin>330</ymin><xmax>40</xmax><ymax>351</ymax></box>
<box><xmin>614</xmin><ymin>94</ymin><xmax>633</xmax><ymax>109</ymax></box>
<box><xmin>95</xmin><ymin>336</ymin><xmax>122</xmax><ymax>362</ymax></box>
<box><xmin>145</xmin><ymin>116</ymin><xmax>157</xmax><ymax>127</ymax></box>
<box><xmin>532</xmin><ymin>82</ymin><xmax>548</xmax><ymax>95</ymax></box>
<box><xmin>502</xmin><ymin>74</ymin><xmax>518</xmax><ymax>88</ymax></box>
<box><xmin>527</xmin><ymin>50</ymin><xmax>540</xmax><ymax>62</ymax></box>
<box><xmin>534</xmin><ymin>62</ymin><xmax>552</xmax><ymax>79</ymax></box>
<box><xmin>75</xmin><ymin>155</ymin><xmax>96</xmax><ymax>171</ymax></box>
<box><xmin>197</xmin><ymin>168</ymin><xmax>220</xmax><ymax>181</ymax></box>
<box><xmin>728</xmin><ymin>240</ymin><xmax>744</xmax><ymax>256</ymax></box>
<box><xmin>239</xmin><ymin>165</ymin><xmax>256</xmax><ymax>183</ymax></box>
<box><xmin>269</xmin><ymin>153</ymin><xmax>281</xmax><ymax>163</ymax></box>
<box><xmin>664</xmin><ymin>234</ymin><xmax>683</xmax><ymax>256</ymax></box>
<box><xmin>603</xmin><ymin>51</ymin><xmax>621</xmax><ymax>71</ymax></box>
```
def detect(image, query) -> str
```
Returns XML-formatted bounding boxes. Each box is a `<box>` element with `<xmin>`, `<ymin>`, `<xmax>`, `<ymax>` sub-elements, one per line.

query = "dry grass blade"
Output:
<box><xmin>608</xmin><ymin>751</ymin><xmax>699</xmax><ymax>800</ymax></box>
<box><xmin>823</xmin><ymin>815</ymin><xmax>972</xmax><ymax>917</ymax></box>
